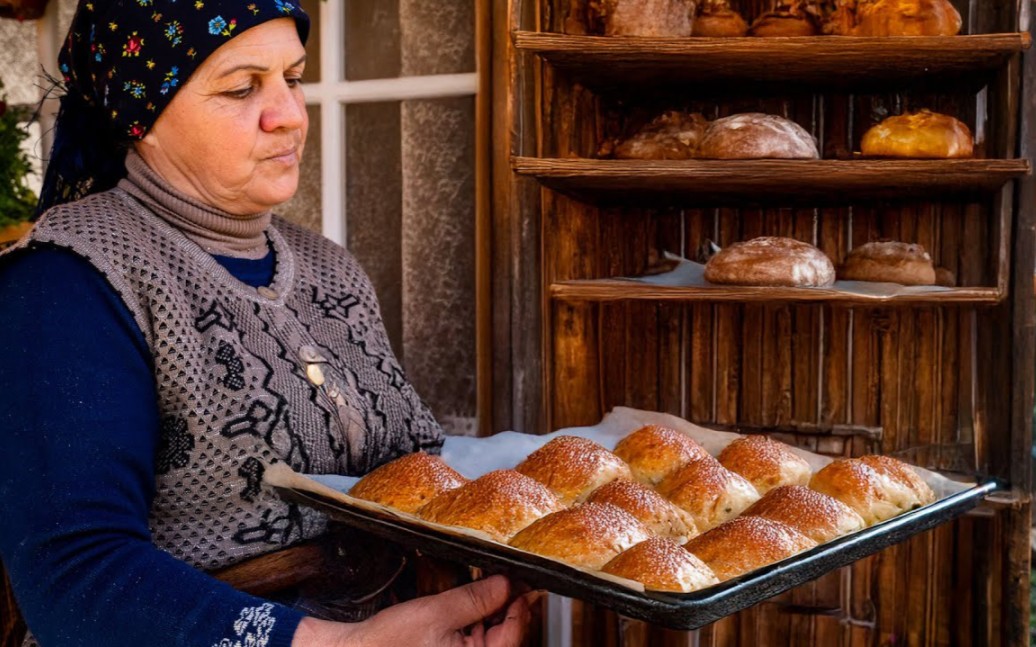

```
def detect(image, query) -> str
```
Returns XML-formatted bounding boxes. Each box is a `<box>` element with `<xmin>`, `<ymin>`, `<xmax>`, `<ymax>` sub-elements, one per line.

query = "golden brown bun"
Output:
<box><xmin>612</xmin><ymin>424</ymin><xmax>713</xmax><ymax>486</ymax></box>
<box><xmin>852</xmin><ymin>0</ymin><xmax>961</xmax><ymax>36</ymax></box>
<box><xmin>704</xmin><ymin>236</ymin><xmax>836</xmax><ymax>288</ymax></box>
<box><xmin>698</xmin><ymin>113</ymin><xmax>819</xmax><ymax>159</ymax></box>
<box><xmin>809</xmin><ymin>456</ymin><xmax>933</xmax><ymax>526</ymax></box>
<box><xmin>838</xmin><ymin>241</ymin><xmax>937</xmax><ymax>285</ymax></box>
<box><xmin>694</xmin><ymin>1</ymin><xmax>748</xmax><ymax>36</ymax></box>
<box><xmin>585</xmin><ymin>478</ymin><xmax>699</xmax><ymax>540</ymax></box>
<box><xmin>684</xmin><ymin>516</ymin><xmax>816</xmax><ymax>581</ymax></box>
<box><xmin>515</xmin><ymin>435</ymin><xmax>633</xmax><ymax>506</ymax></box>
<box><xmin>717</xmin><ymin>435</ymin><xmax>812</xmax><ymax>495</ymax></box>
<box><xmin>418</xmin><ymin>469</ymin><xmax>563</xmax><ymax>542</ymax></box>
<box><xmin>743</xmin><ymin>485</ymin><xmax>865</xmax><ymax>543</ymax></box>
<box><xmin>349</xmin><ymin>452</ymin><xmax>467</xmax><ymax>514</ymax></box>
<box><xmin>749</xmin><ymin>10</ymin><xmax>818</xmax><ymax>36</ymax></box>
<box><xmin>601</xmin><ymin>111</ymin><xmax>709</xmax><ymax>160</ymax></box>
<box><xmin>656</xmin><ymin>457</ymin><xmax>760</xmax><ymax>531</ymax></box>
<box><xmin>859</xmin><ymin>455</ymin><xmax>936</xmax><ymax>507</ymax></box>
<box><xmin>588</xmin><ymin>0</ymin><xmax>697</xmax><ymax>37</ymax></box>
<box><xmin>508</xmin><ymin>502</ymin><xmax>653</xmax><ymax>569</ymax></box>
<box><xmin>860</xmin><ymin>110</ymin><xmax>973</xmax><ymax>159</ymax></box>
<box><xmin>602</xmin><ymin>537</ymin><xmax>720</xmax><ymax>592</ymax></box>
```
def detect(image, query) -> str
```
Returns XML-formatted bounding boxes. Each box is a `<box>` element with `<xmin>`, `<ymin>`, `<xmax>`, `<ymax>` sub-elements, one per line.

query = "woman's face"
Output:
<box><xmin>136</xmin><ymin>18</ymin><xmax>308</xmax><ymax>215</ymax></box>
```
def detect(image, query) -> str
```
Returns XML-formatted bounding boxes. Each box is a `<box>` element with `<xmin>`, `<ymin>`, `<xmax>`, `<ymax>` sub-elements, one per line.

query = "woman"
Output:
<box><xmin>0</xmin><ymin>2</ymin><xmax>530</xmax><ymax>646</ymax></box>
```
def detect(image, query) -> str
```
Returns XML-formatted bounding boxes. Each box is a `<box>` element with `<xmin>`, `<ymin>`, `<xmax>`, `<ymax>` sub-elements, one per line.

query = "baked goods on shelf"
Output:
<box><xmin>697</xmin><ymin>113</ymin><xmax>819</xmax><ymax>159</ymax></box>
<box><xmin>612</xmin><ymin>424</ymin><xmax>713</xmax><ymax>486</ymax></box>
<box><xmin>809</xmin><ymin>455</ymin><xmax>936</xmax><ymax>526</ymax></box>
<box><xmin>515</xmin><ymin>435</ymin><xmax>633</xmax><ymax>505</ymax></box>
<box><xmin>684</xmin><ymin>516</ymin><xmax>817</xmax><ymax>581</ymax></box>
<box><xmin>742</xmin><ymin>484</ymin><xmax>866</xmax><ymax>543</ymax></box>
<box><xmin>587</xmin><ymin>0</ymin><xmax>697</xmax><ymax>36</ymax></box>
<box><xmin>717</xmin><ymin>435</ymin><xmax>813</xmax><ymax>495</ymax></box>
<box><xmin>656</xmin><ymin>457</ymin><xmax>761</xmax><ymax>531</ymax></box>
<box><xmin>694</xmin><ymin>0</ymin><xmax>748</xmax><ymax>36</ymax></box>
<box><xmin>348</xmin><ymin>452</ymin><xmax>468</xmax><ymax>514</ymax></box>
<box><xmin>598</xmin><ymin>111</ymin><xmax>709</xmax><ymax>160</ymax></box>
<box><xmin>749</xmin><ymin>1</ymin><xmax>819</xmax><ymax>36</ymax></box>
<box><xmin>838</xmin><ymin>240</ymin><xmax>938</xmax><ymax>285</ymax></box>
<box><xmin>860</xmin><ymin>110</ymin><xmax>974</xmax><ymax>159</ymax></box>
<box><xmin>585</xmin><ymin>478</ymin><xmax>700</xmax><ymax>540</ymax></box>
<box><xmin>601</xmin><ymin>537</ymin><xmax>720</xmax><ymax>592</ymax></box>
<box><xmin>508</xmin><ymin>502</ymin><xmax>654</xmax><ymax>569</ymax></box>
<box><xmin>851</xmin><ymin>0</ymin><xmax>961</xmax><ymax>36</ymax></box>
<box><xmin>418</xmin><ymin>469</ymin><xmax>563</xmax><ymax>542</ymax></box>
<box><xmin>703</xmin><ymin>236</ymin><xmax>836</xmax><ymax>288</ymax></box>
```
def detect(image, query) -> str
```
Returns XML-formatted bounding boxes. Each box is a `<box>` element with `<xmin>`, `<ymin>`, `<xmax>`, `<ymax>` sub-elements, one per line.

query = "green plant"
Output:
<box><xmin>0</xmin><ymin>78</ymin><xmax>37</xmax><ymax>228</ymax></box>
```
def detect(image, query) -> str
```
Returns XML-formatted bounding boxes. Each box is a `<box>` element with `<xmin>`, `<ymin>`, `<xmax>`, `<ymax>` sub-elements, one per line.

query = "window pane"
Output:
<box><xmin>278</xmin><ymin>105</ymin><xmax>322</xmax><ymax>234</ymax></box>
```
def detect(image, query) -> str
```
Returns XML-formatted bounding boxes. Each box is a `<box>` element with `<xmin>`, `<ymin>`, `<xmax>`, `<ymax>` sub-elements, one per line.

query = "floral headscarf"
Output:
<box><xmin>37</xmin><ymin>0</ymin><xmax>309</xmax><ymax>215</ymax></box>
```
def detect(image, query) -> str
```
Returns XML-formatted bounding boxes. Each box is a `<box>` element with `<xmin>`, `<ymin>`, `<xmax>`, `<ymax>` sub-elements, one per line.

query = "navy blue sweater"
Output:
<box><xmin>0</xmin><ymin>245</ymin><xmax>305</xmax><ymax>647</ymax></box>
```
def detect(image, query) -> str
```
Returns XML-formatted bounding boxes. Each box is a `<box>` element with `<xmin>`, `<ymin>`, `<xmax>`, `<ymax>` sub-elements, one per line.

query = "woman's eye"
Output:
<box><xmin>224</xmin><ymin>86</ymin><xmax>254</xmax><ymax>99</ymax></box>
<box><xmin>286</xmin><ymin>77</ymin><xmax>303</xmax><ymax>88</ymax></box>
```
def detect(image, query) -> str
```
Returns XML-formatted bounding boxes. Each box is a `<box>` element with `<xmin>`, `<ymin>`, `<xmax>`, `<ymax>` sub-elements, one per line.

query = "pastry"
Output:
<box><xmin>742</xmin><ymin>484</ymin><xmax>866</xmax><ymax>543</ymax></box>
<box><xmin>809</xmin><ymin>456</ymin><xmax>934</xmax><ymax>526</ymax></box>
<box><xmin>587</xmin><ymin>0</ymin><xmax>697</xmax><ymax>36</ymax></box>
<box><xmin>508</xmin><ymin>502</ymin><xmax>653</xmax><ymax>569</ymax></box>
<box><xmin>694</xmin><ymin>0</ymin><xmax>748</xmax><ymax>36</ymax></box>
<box><xmin>697</xmin><ymin>113</ymin><xmax>819</xmax><ymax>159</ymax></box>
<box><xmin>585</xmin><ymin>478</ymin><xmax>700</xmax><ymax>540</ymax></box>
<box><xmin>601</xmin><ymin>537</ymin><xmax>720</xmax><ymax>592</ymax></box>
<box><xmin>703</xmin><ymin>236</ymin><xmax>836</xmax><ymax>288</ymax></box>
<box><xmin>749</xmin><ymin>2</ymin><xmax>819</xmax><ymax>36</ymax></box>
<box><xmin>599</xmin><ymin>111</ymin><xmax>709</xmax><ymax>160</ymax></box>
<box><xmin>348</xmin><ymin>452</ymin><xmax>467</xmax><ymax>514</ymax></box>
<box><xmin>684</xmin><ymin>516</ymin><xmax>817</xmax><ymax>581</ymax></box>
<box><xmin>514</xmin><ymin>435</ymin><xmax>632</xmax><ymax>506</ymax></box>
<box><xmin>612</xmin><ymin>423</ymin><xmax>713</xmax><ymax>486</ymax></box>
<box><xmin>852</xmin><ymin>0</ymin><xmax>961</xmax><ymax>36</ymax></box>
<box><xmin>838</xmin><ymin>240</ymin><xmax>937</xmax><ymax>285</ymax></box>
<box><xmin>656</xmin><ymin>457</ymin><xmax>760</xmax><ymax>531</ymax></box>
<box><xmin>717</xmin><ymin>435</ymin><xmax>812</xmax><ymax>495</ymax></box>
<box><xmin>860</xmin><ymin>110</ymin><xmax>973</xmax><ymax>159</ymax></box>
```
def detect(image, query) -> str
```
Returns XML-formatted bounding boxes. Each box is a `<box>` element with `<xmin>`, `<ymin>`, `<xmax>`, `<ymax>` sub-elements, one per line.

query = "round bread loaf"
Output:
<box><xmin>694</xmin><ymin>0</ymin><xmax>748</xmax><ymax>36</ymax></box>
<box><xmin>852</xmin><ymin>0</ymin><xmax>961</xmax><ymax>36</ymax></box>
<box><xmin>593</xmin><ymin>0</ymin><xmax>697</xmax><ymax>36</ymax></box>
<box><xmin>704</xmin><ymin>236</ymin><xmax>836</xmax><ymax>288</ymax></box>
<box><xmin>585</xmin><ymin>478</ymin><xmax>699</xmax><ymax>540</ymax></box>
<box><xmin>602</xmin><ymin>537</ymin><xmax>720</xmax><ymax>592</ymax></box>
<box><xmin>603</xmin><ymin>111</ymin><xmax>708</xmax><ymax>160</ymax></box>
<box><xmin>749</xmin><ymin>8</ymin><xmax>818</xmax><ymax>36</ymax></box>
<box><xmin>656</xmin><ymin>457</ymin><xmax>760</xmax><ymax>531</ymax></box>
<box><xmin>742</xmin><ymin>484</ymin><xmax>865</xmax><ymax>543</ymax></box>
<box><xmin>508</xmin><ymin>502</ymin><xmax>653</xmax><ymax>569</ymax></box>
<box><xmin>514</xmin><ymin>435</ymin><xmax>632</xmax><ymax>506</ymax></box>
<box><xmin>859</xmin><ymin>454</ymin><xmax>936</xmax><ymax>508</ymax></box>
<box><xmin>717</xmin><ymin>435</ymin><xmax>812</xmax><ymax>495</ymax></box>
<box><xmin>697</xmin><ymin>113</ymin><xmax>819</xmax><ymax>159</ymax></box>
<box><xmin>838</xmin><ymin>241</ymin><xmax>937</xmax><ymax>285</ymax></box>
<box><xmin>860</xmin><ymin>110</ymin><xmax>973</xmax><ymax>159</ymax></box>
<box><xmin>348</xmin><ymin>452</ymin><xmax>468</xmax><ymax>514</ymax></box>
<box><xmin>808</xmin><ymin>457</ymin><xmax>930</xmax><ymax>526</ymax></box>
<box><xmin>612</xmin><ymin>424</ymin><xmax>713</xmax><ymax>486</ymax></box>
<box><xmin>418</xmin><ymin>469</ymin><xmax>563</xmax><ymax>542</ymax></box>
<box><xmin>684</xmin><ymin>516</ymin><xmax>816</xmax><ymax>581</ymax></box>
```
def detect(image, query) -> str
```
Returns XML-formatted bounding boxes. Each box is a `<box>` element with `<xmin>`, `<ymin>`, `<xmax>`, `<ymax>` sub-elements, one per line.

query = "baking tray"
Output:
<box><xmin>271</xmin><ymin>476</ymin><xmax>1000</xmax><ymax>630</ymax></box>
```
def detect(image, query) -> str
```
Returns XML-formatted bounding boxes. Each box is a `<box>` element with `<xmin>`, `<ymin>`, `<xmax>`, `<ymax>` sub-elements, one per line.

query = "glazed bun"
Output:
<box><xmin>860</xmin><ymin>110</ymin><xmax>973</xmax><ymax>159</ymax></box>
<box><xmin>656</xmin><ymin>457</ymin><xmax>760</xmax><ymax>531</ymax></box>
<box><xmin>684</xmin><ymin>516</ymin><xmax>816</xmax><ymax>581</ymax></box>
<box><xmin>717</xmin><ymin>435</ymin><xmax>812</xmax><ymax>495</ymax></box>
<box><xmin>749</xmin><ymin>6</ymin><xmax>818</xmax><ymax>36</ymax></box>
<box><xmin>515</xmin><ymin>435</ymin><xmax>632</xmax><ymax>506</ymax></box>
<box><xmin>742</xmin><ymin>485</ymin><xmax>865</xmax><ymax>543</ymax></box>
<box><xmin>852</xmin><ymin>0</ymin><xmax>961</xmax><ymax>36</ymax></box>
<box><xmin>585</xmin><ymin>478</ymin><xmax>699</xmax><ymax>540</ymax></box>
<box><xmin>838</xmin><ymin>241</ymin><xmax>937</xmax><ymax>286</ymax></box>
<box><xmin>349</xmin><ymin>452</ymin><xmax>467</xmax><ymax>514</ymax></box>
<box><xmin>418</xmin><ymin>469</ymin><xmax>563</xmax><ymax>542</ymax></box>
<box><xmin>698</xmin><ymin>113</ymin><xmax>819</xmax><ymax>159</ymax></box>
<box><xmin>602</xmin><ymin>537</ymin><xmax>720</xmax><ymax>592</ymax></box>
<box><xmin>809</xmin><ymin>456</ymin><xmax>934</xmax><ymax>526</ymax></box>
<box><xmin>509</xmin><ymin>502</ymin><xmax>653</xmax><ymax>569</ymax></box>
<box><xmin>704</xmin><ymin>236</ymin><xmax>836</xmax><ymax>288</ymax></box>
<box><xmin>694</xmin><ymin>0</ymin><xmax>748</xmax><ymax>36</ymax></box>
<box><xmin>612</xmin><ymin>424</ymin><xmax>713</xmax><ymax>486</ymax></box>
<box><xmin>601</xmin><ymin>111</ymin><xmax>709</xmax><ymax>160</ymax></box>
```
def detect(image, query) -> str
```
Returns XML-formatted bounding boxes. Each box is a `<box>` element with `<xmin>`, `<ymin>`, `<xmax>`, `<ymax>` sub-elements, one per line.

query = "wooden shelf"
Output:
<box><xmin>513</xmin><ymin>157</ymin><xmax>1030</xmax><ymax>206</ymax></box>
<box><xmin>550</xmin><ymin>280</ymin><xmax>1004</xmax><ymax>306</ymax></box>
<box><xmin>514</xmin><ymin>31</ymin><xmax>1031</xmax><ymax>91</ymax></box>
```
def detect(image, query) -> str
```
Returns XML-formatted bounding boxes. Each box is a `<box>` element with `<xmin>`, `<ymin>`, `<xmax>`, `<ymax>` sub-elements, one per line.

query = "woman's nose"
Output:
<box><xmin>260</xmin><ymin>81</ymin><xmax>306</xmax><ymax>132</ymax></box>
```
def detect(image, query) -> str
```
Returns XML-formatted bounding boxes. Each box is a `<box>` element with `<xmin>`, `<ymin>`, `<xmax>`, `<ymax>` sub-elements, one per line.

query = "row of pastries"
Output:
<box><xmin>347</xmin><ymin>425</ymin><xmax>936</xmax><ymax>593</ymax></box>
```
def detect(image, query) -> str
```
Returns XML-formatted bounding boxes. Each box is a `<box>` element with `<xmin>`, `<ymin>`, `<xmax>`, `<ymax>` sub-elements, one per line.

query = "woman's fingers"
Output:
<box><xmin>483</xmin><ymin>593</ymin><xmax>532</xmax><ymax>647</ymax></box>
<box><xmin>428</xmin><ymin>574</ymin><xmax>513</xmax><ymax>631</ymax></box>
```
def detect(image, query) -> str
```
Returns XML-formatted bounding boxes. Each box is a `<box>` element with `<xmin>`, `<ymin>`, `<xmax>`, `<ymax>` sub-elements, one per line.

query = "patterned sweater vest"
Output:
<box><xmin>15</xmin><ymin>189</ymin><xmax>444</xmax><ymax>571</ymax></box>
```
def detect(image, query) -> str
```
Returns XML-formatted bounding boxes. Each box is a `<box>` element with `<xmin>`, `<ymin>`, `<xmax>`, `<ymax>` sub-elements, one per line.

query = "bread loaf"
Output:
<box><xmin>508</xmin><ymin>502</ymin><xmax>653</xmax><ymax>569</ymax></box>
<box><xmin>515</xmin><ymin>435</ymin><xmax>632</xmax><ymax>506</ymax></box>
<box><xmin>418</xmin><ymin>469</ymin><xmax>563</xmax><ymax>542</ymax></box>
<box><xmin>860</xmin><ymin>110</ymin><xmax>973</xmax><ymax>159</ymax></box>
<box><xmin>838</xmin><ymin>241</ymin><xmax>937</xmax><ymax>285</ymax></box>
<box><xmin>694</xmin><ymin>0</ymin><xmax>748</xmax><ymax>36</ymax></box>
<box><xmin>852</xmin><ymin>0</ymin><xmax>961</xmax><ymax>36</ymax></box>
<box><xmin>742</xmin><ymin>485</ymin><xmax>865</xmax><ymax>543</ymax></box>
<box><xmin>749</xmin><ymin>4</ymin><xmax>819</xmax><ymax>36</ymax></box>
<box><xmin>612</xmin><ymin>424</ymin><xmax>713</xmax><ymax>486</ymax></box>
<box><xmin>585</xmin><ymin>478</ymin><xmax>699</xmax><ymax>540</ymax></box>
<box><xmin>698</xmin><ymin>113</ymin><xmax>819</xmax><ymax>159</ymax></box>
<box><xmin>717</xmin><ymin>435</ymin><xmax>812</xmax><ymax>495</ymax></box>
<box><xmin>684</xmin><ymin>516</ymin><xmax>816</xmax><ymax>581</ymax></box>
<box><xmin>600</xmin><ymin>111</ymin><xmax>708</xmax><ymax>160</ymax></box>
<box><xmin>809</xmin><ymin>456</ymin><xmax>934</xmax><ymax>526</ymax></box>
<box><xmin>602</xmin><ymin>537</ymin><xmax>720</xmax><ymax>592</ymax></box>
<box><xmin>656</xmin><ymin>457</ymin><xmax>760</xmax><ymax>531</ymax></box>
<box><xmin>703</xmin><ymin>236</ymin><xmax>836</xmax><ymax>288</ymax></box>
<box><xmin>588</xmin><ymin>0</ymin><xmax>697</xmax><ymax>36</ymax></box>
<box><xmin>348</xmin><ymin>452</ymin><xmax>467</xmax><ymax>514</ymax></box>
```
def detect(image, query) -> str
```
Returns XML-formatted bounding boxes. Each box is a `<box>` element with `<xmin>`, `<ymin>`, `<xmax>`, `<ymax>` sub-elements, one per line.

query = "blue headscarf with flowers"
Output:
<box><xmin>37</xmin><ymin>0</ymin><xmax>309</xmax><ymax>215</ymax></box>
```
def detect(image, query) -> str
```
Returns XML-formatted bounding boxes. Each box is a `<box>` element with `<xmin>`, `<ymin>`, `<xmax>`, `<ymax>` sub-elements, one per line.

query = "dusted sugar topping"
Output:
<box><xmin>684</xmin><ymin>516</ymin><xmax>817</xmax><ymax>581</ymax></box>
<box><xmin>613</xmin><ymin>425</ymin><xmax>712</xmax><ymax>485</ymax></box>
<box><xmin>859</xmin><ymin>455</ymin><xmax>935</xmax><ymax>505</ymax></box>
<box><xmin>717</xmin><ymin>435</ymin><xmax>812</xmax><ymax>495</ymax></box>
<box><xmin>515</xmin><ymin>436</ymin><xmax>632</xmax><ymax>505</ymax></box>
<box><xmin>585</xmin><ymin>478</ymin><xmax>698</xmax><ymax>539</ymax></box>
<box><xmin>742</xmin><ymin>485</ymin><xmax>865</xmax><ymax>543</ymax></box>
<box><xmin>602</xmin><ymin>537</ymin><xmax>719</xmax><ymax>593</ymax></box>
<box><xmin>657</xmin><ymin>458</ymin><xmax>760</xmax><ymax>531</ymax></box>
<box><xmin>349</xmin><ymin>452</ymin><xmax>468</xmax><ymax>513</ymax></box>
<box><xmin>508</xmin><ymin>502</ymin><xmax>653</xmax><ymax>570</ymax></box>
<box><xmin>703</xmin><ymin>236</ymin><xmax>836</xmax><ymax>288</ymax></box>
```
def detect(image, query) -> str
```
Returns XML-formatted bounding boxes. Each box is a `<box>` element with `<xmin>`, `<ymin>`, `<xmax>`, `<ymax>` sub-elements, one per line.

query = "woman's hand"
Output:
<box><xmin>292</xmin><ymin>574</ymin><xmax>533</xmax><ymax>647</ymax></box>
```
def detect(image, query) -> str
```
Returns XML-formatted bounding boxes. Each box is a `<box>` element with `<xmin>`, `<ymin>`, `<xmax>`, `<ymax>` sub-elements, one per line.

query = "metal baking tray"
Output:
<box><xmin>273</xmin><ymin>477</ymin><xmax>1000</xmax><ymax>630</ymax></box>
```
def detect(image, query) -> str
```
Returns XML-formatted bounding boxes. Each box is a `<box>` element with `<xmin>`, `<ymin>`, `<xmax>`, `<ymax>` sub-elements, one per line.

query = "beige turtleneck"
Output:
<box><xmin>117</xmin><ymin>149</ymin><xmax>272</xmax><ymax>259</ymax></box>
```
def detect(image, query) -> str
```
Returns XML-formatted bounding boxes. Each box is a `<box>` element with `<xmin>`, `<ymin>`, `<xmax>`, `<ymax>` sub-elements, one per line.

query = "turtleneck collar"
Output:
<box><xmin>117</xmin><ymin>149</ymin><xmax>272</xmax><ymax>259</ymax></box>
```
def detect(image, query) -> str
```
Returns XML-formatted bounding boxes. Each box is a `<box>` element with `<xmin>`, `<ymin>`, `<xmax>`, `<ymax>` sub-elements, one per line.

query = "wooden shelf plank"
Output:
<box><xmin>513</xmin><ymin>157</ymin><xmax>1030</xmax><ymax>206</ymax></box>
<box><xmin>514</xmin><ymin>31</ymin><xmax>1032</xmax><ymax>90</ymax></box>
<box><xmin>550</xmin><ymin>280</ymin><xmax>1004</xmax><ymax>306</ymax></box>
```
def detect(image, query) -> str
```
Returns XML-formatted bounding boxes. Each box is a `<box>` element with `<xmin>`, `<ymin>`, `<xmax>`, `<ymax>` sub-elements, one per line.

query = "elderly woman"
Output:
<box><xmin>0</xmin><ymin>2</ymin><xmax>529</xmax><ymax>646</ymax></box>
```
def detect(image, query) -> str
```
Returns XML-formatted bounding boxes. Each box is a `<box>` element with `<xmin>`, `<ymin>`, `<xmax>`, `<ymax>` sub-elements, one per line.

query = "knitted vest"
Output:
<box><xmin>11</xmin><ymin>189</ymin><xmax>443</xmax><ymax>571</ymax></box>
